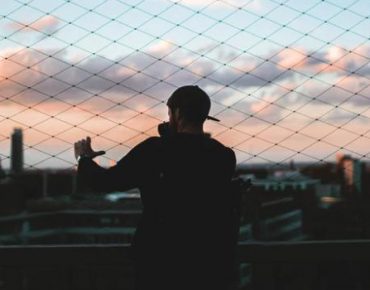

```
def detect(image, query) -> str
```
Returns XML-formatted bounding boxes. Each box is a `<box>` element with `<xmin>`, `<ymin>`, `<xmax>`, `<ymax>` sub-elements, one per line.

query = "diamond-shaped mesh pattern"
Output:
<box><xmin>1</xmin><ymin>0</ymin><xmax>369</xmax><ymax>169</ymax></box>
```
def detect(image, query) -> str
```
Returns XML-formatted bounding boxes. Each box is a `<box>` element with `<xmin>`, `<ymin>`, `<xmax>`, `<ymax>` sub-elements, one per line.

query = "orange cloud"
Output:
<box><xmin>6</xmin><ymin>15</ymin><xmax>60</xmax><ymax>34</ymax></box>
<box><xmin>277</xmin><ymin>47</ymin><xmax>308</xmax><ymax>69</ymax></box>
<box><xmin>284</xmin><ymin>44</ymin><xmax>370</xmax><ymax>76</ymax></box>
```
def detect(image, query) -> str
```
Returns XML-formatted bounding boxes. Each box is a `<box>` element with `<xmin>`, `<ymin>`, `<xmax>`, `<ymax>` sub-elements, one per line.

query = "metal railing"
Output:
<box><xmin>0</xmin><ymin>210</ymin><xmax>141</xmax><ymax>245</ymax></box>
<box><xmin>1</xmin><ymin>240</ymin><xmax>370</xmax><ymax>290</ymax></box>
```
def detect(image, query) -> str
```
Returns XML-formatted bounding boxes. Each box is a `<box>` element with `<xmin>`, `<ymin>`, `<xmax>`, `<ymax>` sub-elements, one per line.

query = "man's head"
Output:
<box><xmin>167</xmin><ymin>85</ymin><xmax>218</xmax><ymax>132</ymax></box>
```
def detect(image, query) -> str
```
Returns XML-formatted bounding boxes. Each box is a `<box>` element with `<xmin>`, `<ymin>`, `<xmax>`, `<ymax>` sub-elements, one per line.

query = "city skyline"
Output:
<box><xmin>1</xmin><ymin>0</ymin><xmax>370</xmax><ymax>169</ymax></box>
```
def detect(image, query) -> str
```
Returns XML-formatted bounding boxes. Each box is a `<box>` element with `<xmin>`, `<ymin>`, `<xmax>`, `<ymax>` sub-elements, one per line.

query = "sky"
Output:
<box><xmin>0</xmin><ymin>0</ymin><xmax>370</xmax><ymax>169</ymax></box>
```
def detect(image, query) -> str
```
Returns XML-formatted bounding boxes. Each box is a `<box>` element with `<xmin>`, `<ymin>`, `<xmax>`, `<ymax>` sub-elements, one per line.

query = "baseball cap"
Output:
<box><xmin>167</xmin><ymin>85</ymin><xmax>220</xmax><ymax>122</ymax></box>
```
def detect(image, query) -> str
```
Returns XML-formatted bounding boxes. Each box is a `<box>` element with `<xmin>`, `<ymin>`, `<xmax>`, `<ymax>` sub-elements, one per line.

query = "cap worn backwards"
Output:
<box><xmin>167</xmin><ymin>85</ymin><xmax>220</xmax><ymax>123</ymax></box>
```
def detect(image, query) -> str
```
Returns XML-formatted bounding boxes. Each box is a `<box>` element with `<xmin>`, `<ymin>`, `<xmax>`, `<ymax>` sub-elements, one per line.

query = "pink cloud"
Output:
<box><xmin>1</xmin><ymin>44</ymin><xmax>292</xmax><ymax>111</ymax></box>
<box><xmin>1</xmin><ymin>42</ymin><xmax>369</xmax><ymax>168</ymax></box>
<box><xmin>276</xmin><ymin>47</ymin><xmax>309</xmax><ymax>69</ymax></box>
<box><xmin>6</xmin><ymin>15</ymin><xmax>61</xmax><ymax>34</ymax></box>
<box><xmin>282</xmin><ymin>45</ymin><xmax>370</xmax><ymax>76</ymax></box>
<box><xmin>297</xmin><ymin>74</ymin><xmax>370</xmax><ymax>108</ymax></box>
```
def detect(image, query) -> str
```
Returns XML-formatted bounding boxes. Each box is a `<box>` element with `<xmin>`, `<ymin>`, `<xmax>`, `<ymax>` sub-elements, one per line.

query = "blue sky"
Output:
<box><xmin>1</xmin><ymin>0</ymin><xmax>370</xmax><ymax>168</ymax></box>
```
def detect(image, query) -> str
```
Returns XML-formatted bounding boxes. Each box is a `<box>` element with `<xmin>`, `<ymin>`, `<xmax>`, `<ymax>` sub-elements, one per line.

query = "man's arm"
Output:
<box><xmin>75</xmin><ymin>137</ymin><xmax>157</xmax><ymax>193</ymax></box>
<box><xmin>77</xmin><ymin>157</ymin><xmax>137</xmax><ymax>193</ymax></box>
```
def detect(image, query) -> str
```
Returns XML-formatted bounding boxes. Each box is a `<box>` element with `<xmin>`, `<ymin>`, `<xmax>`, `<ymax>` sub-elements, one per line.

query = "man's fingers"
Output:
<box><xmin>81</xmin><ymin>139</ymin><xmax>87</xmax><ymax>151</ymax></box>
<box><xmin>75</xmin><ymin>137</ymin><xmax>104</xmax><ymax>159</ymax></box>
<box><xmin>86</xmin><ymin>136</ymin><xmax>92</xmax><ymax>148</ymax></box>
<box><xmin>74</xmin><ymin>141</ymin><xmax>81</xmax><ymax>149</ymax></box>
<box><xmin>85</xmin><ymin>136</ymin><xmax>93</xmax><ymax>151</ymax></box>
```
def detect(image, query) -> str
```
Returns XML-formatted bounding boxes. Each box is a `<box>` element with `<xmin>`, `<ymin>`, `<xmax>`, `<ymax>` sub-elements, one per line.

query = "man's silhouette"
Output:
<box><xmin>75</xmin><ymin>85</ymin><xmax>237</xmax><ymax>290</ymax></box>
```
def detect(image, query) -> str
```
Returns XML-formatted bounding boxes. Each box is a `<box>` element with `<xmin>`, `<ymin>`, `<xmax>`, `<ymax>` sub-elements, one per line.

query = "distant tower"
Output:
<box><xmin>340</xmin><ymin>155</ymin><xmax>364</xmax><ymax>195</ymax></box>
<box><xmin>11</xmin><ymin>128</ymin><xmax>23</xmax><ymax>174</ymax></box>
<box><xmin>0</xmin><ymin>158</ymin><xmax>5</xmax><ymax>180</ymax></box>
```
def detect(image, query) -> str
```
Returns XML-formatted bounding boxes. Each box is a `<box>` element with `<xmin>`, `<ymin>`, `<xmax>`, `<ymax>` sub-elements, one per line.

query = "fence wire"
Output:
<box><xmin>0</xmin><ymin>0</ymin><xmax>369</xmax><ymax>170</ymax></box>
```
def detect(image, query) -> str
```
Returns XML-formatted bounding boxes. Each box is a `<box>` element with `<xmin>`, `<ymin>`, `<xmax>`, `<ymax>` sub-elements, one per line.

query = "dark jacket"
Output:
<box><xmin>78</xmin><ymin>133</ymin><xmax>237</xmax><ymax>290</ymax></box>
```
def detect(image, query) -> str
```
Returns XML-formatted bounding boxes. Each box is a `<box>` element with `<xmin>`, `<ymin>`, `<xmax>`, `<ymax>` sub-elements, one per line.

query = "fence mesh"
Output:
<box><xmin>1</xmin><ymin>0</ymin><xmax>369</xmax><ymax>169</ymax></box>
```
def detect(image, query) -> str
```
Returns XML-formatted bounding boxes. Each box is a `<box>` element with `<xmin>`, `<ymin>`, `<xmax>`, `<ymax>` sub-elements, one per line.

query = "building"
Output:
<box><xmin>242</xmin><ymin>170</ymin><xmax>320</xmax><ymax>192</ymax></box>
<box><xmin>239</xmin><ymin>170</ymin><xmax>321</xmax><ymax>241</ymax></box>
<box><xmin>0</xmin><ymin>158</ymin><xmax>6</xmax><ymax>180</ymax></box>
<box><xmin>10</xmin><ymin>128</ymin><xmax>23</xmax><ymax>174</ymax></box>
<box><xmin>236</xmin><ymin>171</ymin><xmax>319</xmax><ymax>288</ymax></box>
<box><xmin>337</xmin><ymin>154</ymin><xmax>365</xmax><ymax>195</ymax></box>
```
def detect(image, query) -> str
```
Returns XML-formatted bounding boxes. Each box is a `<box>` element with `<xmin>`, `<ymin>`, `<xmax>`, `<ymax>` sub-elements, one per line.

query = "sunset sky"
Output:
<box><xmin>1</xmin><ymin>0</ymin><xmax>370</xmax><ymax>169</ymax></box>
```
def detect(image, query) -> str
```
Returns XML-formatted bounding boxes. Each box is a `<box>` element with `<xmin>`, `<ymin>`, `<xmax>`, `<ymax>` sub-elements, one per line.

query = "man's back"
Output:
<box><xmin>132</xmin><ymin>133</ymin><xmax>236</xmax><ymax>290</ymax></box>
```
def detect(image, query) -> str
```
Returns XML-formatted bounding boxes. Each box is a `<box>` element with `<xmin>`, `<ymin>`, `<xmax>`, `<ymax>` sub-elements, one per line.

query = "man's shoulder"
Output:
<box><xmin>141</xmin><ymin>136</ymin><xmax>162</xmax><ymax>145</ymax></box>
<box><xmin>205</xmin><ymin>137</ymin><xmax>236</xmax><ymax>163</ymax></box>
<box><xmin>206</xmin><ymin>137</ymin><xmax>227</xmax><ymax>147</ymax></box>
<box><xmin>207</xmin><ymin>137</ymin><xmax>234</xmax><ymax>153</ymax></box>
<box><xmin>134</xmin><ymin>136</ymin><xmax>162</xmax><ymax>150</ymax></box>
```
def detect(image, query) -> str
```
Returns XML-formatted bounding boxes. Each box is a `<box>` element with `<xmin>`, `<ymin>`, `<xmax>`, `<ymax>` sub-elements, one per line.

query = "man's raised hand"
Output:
<box><xmin>74</xmin><ymin>136</ymin><xmax>106</xmax><ymax>160</ymax></box>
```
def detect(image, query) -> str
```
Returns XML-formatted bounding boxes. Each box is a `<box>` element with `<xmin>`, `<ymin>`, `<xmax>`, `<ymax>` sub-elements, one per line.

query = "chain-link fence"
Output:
<box><xmin>1</xmin><ymin>0</ymin><xmax>369</xmax><ymax>170</ymax></box>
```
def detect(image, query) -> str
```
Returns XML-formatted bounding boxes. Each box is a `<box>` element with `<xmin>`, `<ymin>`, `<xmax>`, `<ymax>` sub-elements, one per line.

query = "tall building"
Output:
<box><xmin>11</xmin><ymin>128</ymin><xmax>23</xmax><ymax>174</ymax></box>
<box><xmin>0</xmin><ymin>158</ymin><xmax>5</xmax><ymax>180</ymax></box>
<box><xmin>338</xmin><ymin>154</ymin><xmax>364</xmax><ymax>195</ymax></box>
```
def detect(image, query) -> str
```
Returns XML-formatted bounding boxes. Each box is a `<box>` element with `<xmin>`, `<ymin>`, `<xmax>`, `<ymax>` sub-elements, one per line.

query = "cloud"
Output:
<box><xmin>275</xmin><ymin>47</ymin><xmax>309</xmax><ymax>69</ymax></box>
<box><xmin>283</xmin><ymin>45</ymin><xmax>370</xmax><ymax>77</ymax></box>
<box><xmin>297</xmin><ymin>74</ymin><xmax>370</xmax><ymax>108</ymax></box>
<box><xmin>0</xmin><ymin>41</ymin><xmax>298</xmax><ymax>107</ymax></box>
<box><xmin>6</xmin><ymin>15</ymin><xmax>61</xmax><ymax>35</ymax></box>
<box><xmin>1</xmin><ymin>42</ymin><xmax>369</xmax><ymax>135</ymax></box>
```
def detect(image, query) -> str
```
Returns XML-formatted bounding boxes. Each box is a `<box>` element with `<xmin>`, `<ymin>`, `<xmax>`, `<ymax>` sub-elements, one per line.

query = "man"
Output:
<box><xmin>75</xmin><ymin>85</ymin><xmax>237</xmax><ymax>290</ymax></box>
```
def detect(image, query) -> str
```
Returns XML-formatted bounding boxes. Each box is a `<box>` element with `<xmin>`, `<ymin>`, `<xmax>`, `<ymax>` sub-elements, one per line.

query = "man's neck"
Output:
<box><xmin>177</xmin><ymin>124</ymin><xmax>204</xmax><ymax>135</ymax></box>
